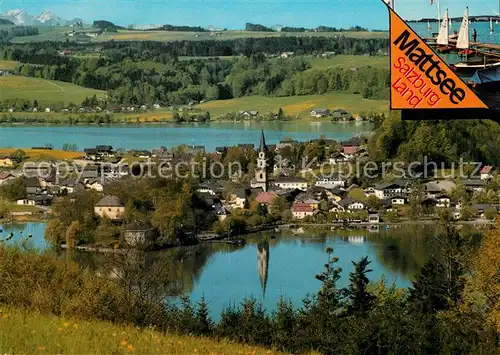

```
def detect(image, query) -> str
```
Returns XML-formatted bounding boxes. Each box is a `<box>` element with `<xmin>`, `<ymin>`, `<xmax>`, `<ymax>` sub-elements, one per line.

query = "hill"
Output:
<box><xmin>93</xmin><ymin>20</ymin><xmax>124</xmax><ymax>32</ymax></box>
<box><xmin>0</xmin><ymin>19</ymin><xmax>14</xmax><ymax>25</ymax></box>
<box><xmin>0</xmin><ymin>76</ymin><xmax>106</xmax><ymax>105</ymax></box>
<box><xmin>0</xmin><ymin>306</ymin><xmax>281</xmax><ymax>354</ymax></box>
<box><xmin>198</xmin><ymin>92</ymin><xmax>389</xmax><ymax>118</ymax></box>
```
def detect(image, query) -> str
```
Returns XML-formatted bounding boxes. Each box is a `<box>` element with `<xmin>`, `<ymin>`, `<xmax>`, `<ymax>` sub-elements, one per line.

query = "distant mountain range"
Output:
<box><xmin>0</xmin><ymin>9</ymin><xmax>85</xmax><ymax>26</ymax></box>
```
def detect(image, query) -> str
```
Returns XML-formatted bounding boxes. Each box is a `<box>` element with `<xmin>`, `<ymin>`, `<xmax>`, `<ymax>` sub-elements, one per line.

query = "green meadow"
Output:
<box><xmin>198</xmin><ymin>92</ymin><xmax>389</xmax><ymax>118</ymax></box>
<box><xmin>308</xmin><ymin>55</ymin><xmax>389</xmax><ymax>70</ymax></box>
<box><xmin>11</xmin><ymin>27</ymin><xmax>388</xmax><ymax>43</ymax></box>
<box><xmin>0</xmin><ymin>306</ymin><xmax>282</xmax><ymax>354</ymax></box>
<box><xmin>0</xmin><ymin>76</ymin><xmax>106</xmax><ymax>104</ymax></box>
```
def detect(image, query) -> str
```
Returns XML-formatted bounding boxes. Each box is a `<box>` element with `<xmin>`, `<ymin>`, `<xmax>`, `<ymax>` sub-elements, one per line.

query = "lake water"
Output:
<box><xmin>0</xmin><ymin>221</ymin><xmax>48</xmax><ymax>250</ymax></box>
<box><xmin>411</xmin><ymin>21</ymin><xmax>500</xmax><ymax>46</ymax></box>
<box><xmin>6</xmin><ymin>222</ymin><xmax>456</xmax><ymax>318</ymax></box>
<box><xmin>0</xmin><ymin>121</ymin><xmax>372</xmax><ymax>151</ymax></box>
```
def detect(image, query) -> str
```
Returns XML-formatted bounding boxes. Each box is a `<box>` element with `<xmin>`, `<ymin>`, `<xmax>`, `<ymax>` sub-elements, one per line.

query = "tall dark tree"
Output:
<box><xmin>408</xmin><ymin>257</ymin><xmax>449</xmax><ymax>314</ymax></box>
<box><xmin>345</xmin><ymin>257</ymin><xmax>376</xmax><ymax>316</ymax></box>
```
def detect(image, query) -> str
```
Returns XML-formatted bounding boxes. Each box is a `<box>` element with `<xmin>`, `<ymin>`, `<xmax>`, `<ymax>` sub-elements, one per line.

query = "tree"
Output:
<box><xmin>345</xmin><ymin>257</ymin><xmax>376</xmax><ymax>316</ymax></box>
<box><xmin>10</xmin><ymin>149</ymin><xmax>26</xmax><ymax>164</ymax></box>
<box><xmin>65</xmin><ymin>220</ymin><xmax>82</xmax><ymax>249</ymax></box>
<box><xmin>314</xmin><ymin>247</ymin><xmax>343</xmax><ymax>316</ymax></box>
<box><xmin>366</xmin><ymin>195</ymin><xmax>381</xmax><ymax>211</ymax></box>
<box><xmin>408</xmin><ymin>257</ymin><xmax>449</xmax><ymax>314</ymax></box>
<box><xmin>195</xmin><ymin>296</ymin><xmax>213</xmax><ymax>335</ymax></box>
<box><xmin>44</xmin><ymin>219</ymin><xmax>65</xmax><ymax>246</ymax></box>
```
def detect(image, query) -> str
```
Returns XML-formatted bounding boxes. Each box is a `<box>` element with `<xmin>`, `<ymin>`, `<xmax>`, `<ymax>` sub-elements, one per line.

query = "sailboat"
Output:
<box><xmin>491</xmin><ymin>17</ymin><xmax>495</xmax><ymax>33</ymax></box>
<box><xmin>428</xmin><ymin>20</ymin><xmax>432</xmax><ymax>31</ymax></box>
<box><xmin>456</xmin><ymin>7</ymin><xmax>473</xmax><ymax>55</ymax></box>
<box><xmin>453</xmin><ymin>7</ymin><xmax>500</xmax><ymax>73</ymax></box>
<box><xmin>436</xmin><ymin>9</ymin><xmax>452</xmax><ymax>52</ymax></box>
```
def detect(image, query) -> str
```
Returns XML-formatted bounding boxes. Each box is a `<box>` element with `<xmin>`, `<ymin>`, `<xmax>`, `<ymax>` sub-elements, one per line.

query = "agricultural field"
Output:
<box><xmin>198</xmin><ymin>92</ymin><xmax>389</xmax><ymax>118</ymax></box>
<box><xmin>0</xmin><ymin>60</ymin><xmax>19</xmax><ymax>70</ymax></box>
<box><xmin>0</xmin><ymin>76</ymin><xmax>106</xmax><ymax>105</ymax></box>
<box><xmin>10</xmin><ymin>26</ymin><xmax>73</xmax><ymax>43</ymax></box>
<box><xmin>0</xmin><ymin>148</ymin><xmax>83</xmax><ymax>160</ymax></box>
<box><xmin>308</xmin><ymin>55</ymin><xmax>389</xmax><ymax>70</ymax></box>
<box><xmin>12</xmin><ymin>26</ymin><xmax>387</xmax><ymax>43</ymax></box>
<box><xmin>0</xmin><ymin>307</ymin><xmax>282</xmax><ymax>354</ymax></box>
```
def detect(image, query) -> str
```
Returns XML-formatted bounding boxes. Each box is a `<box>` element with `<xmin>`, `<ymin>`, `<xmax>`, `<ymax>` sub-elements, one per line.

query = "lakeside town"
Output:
<box><xmin>0</xmin><ymin>128</ymin><xmax>498</xmax><ymax>248</ymax></box>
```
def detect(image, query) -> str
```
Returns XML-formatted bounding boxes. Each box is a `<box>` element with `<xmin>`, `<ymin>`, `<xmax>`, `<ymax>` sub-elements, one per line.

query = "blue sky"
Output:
<box><xmin>1</xmin><ymin>0</ymin><xmax>499</xmax><ymax>29</ymax></box>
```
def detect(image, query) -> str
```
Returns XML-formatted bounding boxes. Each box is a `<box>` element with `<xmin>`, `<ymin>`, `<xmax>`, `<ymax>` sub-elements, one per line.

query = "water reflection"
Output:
<box><xmin>51</xmin><ymin>224</ymin><xmax>483</xmax><ymax>317</ymax></box>
<box><xmin>257</xmin><ymin>241</ymin><xmax>270</xmax><ymax>298</ymax></box>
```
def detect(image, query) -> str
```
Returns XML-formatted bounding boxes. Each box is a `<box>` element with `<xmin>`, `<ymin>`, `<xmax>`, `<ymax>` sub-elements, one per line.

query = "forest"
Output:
<box><xmin>369</xmin><ymin>112</ymin><xmax>500</xmax><ymax>167</ymax></box>
<box><xmin>1</xmin><ymin>40</ymin><xmax>390</xmax><ymax>106</ymax></box>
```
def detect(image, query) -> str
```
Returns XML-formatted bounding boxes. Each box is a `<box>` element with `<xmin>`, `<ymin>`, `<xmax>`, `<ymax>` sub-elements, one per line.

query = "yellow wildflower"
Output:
<box><xmin>127</xmin><ymin>344</ymin><xmax>135</xmax><ymax>352</ymax></box>
<box><xmin>120</xmin><ymin>339</ymin><xmax>128</xmax><ymax>347</ymax></box>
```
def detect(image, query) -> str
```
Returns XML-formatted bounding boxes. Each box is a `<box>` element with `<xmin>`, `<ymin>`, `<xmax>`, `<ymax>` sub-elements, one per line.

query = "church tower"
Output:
<box><xmin>251</xmin><ymin>129</ymin><xmax>269</xmax><ymax>192</ymax></box>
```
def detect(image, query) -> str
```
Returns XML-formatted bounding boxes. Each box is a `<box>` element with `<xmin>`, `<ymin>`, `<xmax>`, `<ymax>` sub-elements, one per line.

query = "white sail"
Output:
<box><xmin>491</xmin><ymin>18</ymin><xmax>495</xmax><ymax>32</ymax></box>
<box><xmin>437</xmin><ymin>9</ymin><xmax>449</xmax><ymax>45</ymax></box>
<box><xmin>428</xmin><ymin>21</ymin><xmax>432</xmax><ymax>30</ymax></box>
<box><xmin>457</xmin><ymin>7</ymin><xmax>470</xmax><ymax>49</ymax></box>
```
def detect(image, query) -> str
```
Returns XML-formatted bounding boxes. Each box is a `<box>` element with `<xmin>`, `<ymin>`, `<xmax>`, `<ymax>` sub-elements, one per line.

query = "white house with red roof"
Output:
<box><xmin>480</xmin><ymin>166</ymin><xmax>495</xmax><ymax>180</ymax></box>
<box><xmin>291</xmin><ymin>203</ymin><xmax>315</xmax><ymax>220</ymax></box>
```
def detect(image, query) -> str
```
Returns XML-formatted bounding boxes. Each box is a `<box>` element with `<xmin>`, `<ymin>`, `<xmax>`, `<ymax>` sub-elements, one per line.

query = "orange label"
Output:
<box><xmin>387</xmin><ymin>6</ymin><xmax>487</xmax><ymax>109</ymax></box>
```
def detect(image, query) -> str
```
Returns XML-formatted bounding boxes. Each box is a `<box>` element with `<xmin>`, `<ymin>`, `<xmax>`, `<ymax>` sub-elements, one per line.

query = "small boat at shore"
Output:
<box><xmin>467</xmin><ymin>67</ymin><xmax>500</xmax><ymax>90</ymax></box>
<box><xmin>436</xmin><ymin>9</ymin><xmax>453</xmax><ymax>53</ymax></box>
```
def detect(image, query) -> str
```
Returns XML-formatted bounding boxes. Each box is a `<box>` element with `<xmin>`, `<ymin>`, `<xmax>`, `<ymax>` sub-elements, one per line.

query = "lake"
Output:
<box><xmin>411</xmin><ymin>21</ymin><xmax>500</xmax><ymax>45</ymax></box>
<box><xmin>0</xmin><ymin>121</ymin><xmax>372</xmax><ymax>151</ymax></box>
<box><xmin>4</xmin><ymin>222</ymin><xmax>459</xmax><ymax>318</ymax></box>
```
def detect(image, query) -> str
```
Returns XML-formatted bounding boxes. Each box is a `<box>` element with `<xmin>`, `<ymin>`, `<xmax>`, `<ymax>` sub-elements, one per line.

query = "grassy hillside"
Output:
<box><xmin>198</xmin><ymin>92</ymin><xmax>389</xmax><ymax>118</ymax></box>
<box><xmin>0</xmin><ymin>306</ymin><xmax>282</xmax><ymax>354</ymax></box>
<box><xmin>308</xmin><ymin>55</ymin><xmax>389</xmax><ymax>70</ymax></box>
<box><xmin>0</xmin><ymin>76</ymin><xmax>106</xmax><ymax>105</ymax></box>
<box><xmin>0</xmin><ymin>60</ymin><xmax>19</xmax><ymax>70</ymax></box>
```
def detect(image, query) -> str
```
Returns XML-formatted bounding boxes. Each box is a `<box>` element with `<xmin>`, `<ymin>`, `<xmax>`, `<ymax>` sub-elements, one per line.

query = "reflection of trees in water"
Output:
<box><xmin>368</xmin><ymin>224</ymin><xmax>483</xmax><ymax>281</ymax></box>
<box><xmin>63</xmin><ymin>243</ymin><xmax>246</xmax><ymax>298</ymax></box>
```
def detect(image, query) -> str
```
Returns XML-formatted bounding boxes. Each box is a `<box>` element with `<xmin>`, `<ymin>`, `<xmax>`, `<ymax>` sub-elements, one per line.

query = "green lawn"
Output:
<box><xmin>0</xmin><ymin>306</ymin><xmax>282</xmax><ymax>354</ymax></box>
<box><xmin>0</xmin><ymin>76</ymin><xmax>106</xmax><ymax>105</ymax></box>
<box><xmin>198</xmin><ymin>92</ymin><xmax>389</xmax><ymax>118</ymax></box>
<box><xmin>0</xmin><ymin>60</ymin><xmax>19</xmax><ymax>70</ymax></box>
<box><xmin>308</xmin><ymin>55</ymin><xmax>389</xmax><ymax>70</ymax></box>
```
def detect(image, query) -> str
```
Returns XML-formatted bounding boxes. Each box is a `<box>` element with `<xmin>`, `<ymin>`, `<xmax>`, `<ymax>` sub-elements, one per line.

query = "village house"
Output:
<box><xmin>332</xmin><ymin>109</ymin><xmax>351</xmax><ymax>121</ymax></box>
<box><xmin>16</xmin><ymin>197</ymin><xmax>36</xmax><ymax>206</ymax></box>
<box><xmin>58</xmin><ymin>179</ymin><xmax>84</xmax><ymax>194</ymax></box>
<box><xmin>435</xmin><ymin>194</ymin><xmax>451</xmax><ymax>208</ymax></box>
<box><xmin>315</xmin><ymin>173</ymin><xmax>346</xmax><ymax>189</ymax></box>
<box><xmin>373</xmin><ymin>181</ymin><xmax>410</xmax><ymax>200</ymax></box>
<box><xmin>310</xmin><ymin>108</ymin><xmax>331</xmax><ymax>118</ymax></box>
<box><xmin>238</xmin><ymin>110</ymin><xmax>259</xmax><ymax>119</ymax></box>
<box><xmin>329</xmin><ymin>152</ymin><xmax>349</xmax><ymax>165</ymax></box>
<box><xmin>480</xmin><ymin>165</ymin><xmax>495</xmax><ymax>180</ymax></box>
<box><xmin>425</xmin><ymin>180</ymin><xmax>457</xmax><ymax>198</ymax></box>
<box><xmin>124</xmin><ymin>223</ymin><xmax>156</xmax><ymax>247</ymax></box>
<box><xmin>291</xmin><ymin>203</ymin><xmax>315</xmax><ymax>219</ymax></box>
<box><xmin>24</xmin><ymin>177</ymin><xmax>41</xmax><ymax>195</ymax></box>
<box><xmin>84</xmin><ymin>145</ymin><xmax>115</xmax><ymax>161</ymax></box>
<box><xmin>256</xmin><ymin>191</ymin><xmax>278</xmax><ymax>206</ymax></box>
<box><xmin>280</xmin><ymin>52</ymin><xmax>295</xmax><ymax>58</ymax></box>
<box><xmin>462</xmin><ymin>179</ymin><xmax>488</xmax><ymax>193</ymax></box>
<box><xmin>470</xmin><ymin>204</ymin><xmax>497</xmax><ymax>219</ymax></box>
<box><xmin>342</xmin><ymin>146</ymin><xmax>358</xmax><ymax>160</ymax></box>
<box><xmin>0</xmin><ymin>171</ymin><xmax>15</xmax><ymax>185</ymax></box>
<box><xmin>389</xmin><ymin>195</ymin><xmax>407</xmax><ymax>206</ymax></box>
<box><xmin>229</xmin><ymin>189</ymin><xmax>248</xmax><ymax>210</ymax></box>
<box><xmin>273</xmin><ymin>176</ymin><xmax>308</xmax><ymax>191</ymax></box>
<box><xmin>335</xmin><ymin>197</ymin><xmax>366</xmax><ymax>212</ymax></box>
<box><xmin>0</xmin><ymin>155</ymin><xmax>14</xmax><ymax>168</ymax></box>
<box><xmin>94</xmin><ymin>195</ymin><xmax>125</xmax><ymax>220</ymax></box>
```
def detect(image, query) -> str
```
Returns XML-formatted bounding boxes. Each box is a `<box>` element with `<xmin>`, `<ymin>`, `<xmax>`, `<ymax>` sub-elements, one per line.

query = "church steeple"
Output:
<box><xmin>251</xmin><ymin>128</ymin><xmax>270</xmax><ymax>192</ymax></box>
<box><xmin>259</xmin><ymin>128</ymin><xmax>267</xmax><ymax>153</ymax></box>
<box><xmin>257</xmin><ymin>241</ymin><xmax>270</xmax><ymax>298</ymax></box>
